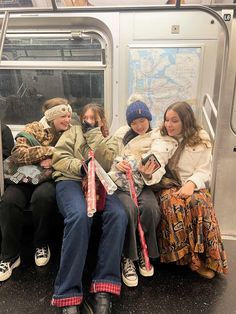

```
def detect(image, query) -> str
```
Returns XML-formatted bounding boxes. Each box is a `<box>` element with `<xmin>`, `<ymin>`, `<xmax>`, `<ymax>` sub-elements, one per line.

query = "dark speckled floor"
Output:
<box><xmin>0</xmin><ymin>229</ymin><xmax>235</xmax><ymax>314</ymax></box>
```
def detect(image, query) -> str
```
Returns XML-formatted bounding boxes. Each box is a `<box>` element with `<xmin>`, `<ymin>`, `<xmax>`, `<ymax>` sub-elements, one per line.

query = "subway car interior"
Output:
<box><xmin>0</xmin><ymin>0</ymin><xmax>236</xmax><ymax>313</ymax></box>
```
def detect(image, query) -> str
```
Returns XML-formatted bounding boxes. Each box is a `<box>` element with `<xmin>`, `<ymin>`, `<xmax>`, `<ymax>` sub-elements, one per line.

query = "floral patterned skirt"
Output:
<box><xmin>157</xmin><ymin>188</ymin><xmax>228</xmax><ymax>274</ymax></box>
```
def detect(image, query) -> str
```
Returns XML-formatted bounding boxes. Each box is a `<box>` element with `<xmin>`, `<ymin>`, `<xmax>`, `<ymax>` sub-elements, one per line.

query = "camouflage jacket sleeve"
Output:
<box><xmin>11</xmin><ymin>122</ymin><xmax>54</xmax><ymax>165</ymax></box>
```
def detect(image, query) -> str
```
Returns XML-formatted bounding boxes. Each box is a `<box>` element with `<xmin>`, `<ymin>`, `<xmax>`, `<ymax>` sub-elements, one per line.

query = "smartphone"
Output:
<box><xmin>141</xmin><ymin>153</ymin><xmax>161</xmax><ymax>173</ymax></box>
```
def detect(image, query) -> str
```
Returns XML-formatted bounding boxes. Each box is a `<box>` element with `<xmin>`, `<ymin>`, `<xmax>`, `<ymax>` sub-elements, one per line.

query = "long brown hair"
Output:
<box><xmin>80</xmin><ymin>103</ymin><xmax>109</xmax><ymax>137</ymax></box>
<box><xmin>160</xmin><ymin>101</ymin><xmax>210</xmax><ymax>147</ymax></box>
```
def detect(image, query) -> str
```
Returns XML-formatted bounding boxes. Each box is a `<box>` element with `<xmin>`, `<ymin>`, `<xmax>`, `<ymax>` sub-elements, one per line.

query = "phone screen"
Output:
<box><xmin>142</xmin><ymin>154</ymin><xmax>161</xmax><ymax>172</ymax></box>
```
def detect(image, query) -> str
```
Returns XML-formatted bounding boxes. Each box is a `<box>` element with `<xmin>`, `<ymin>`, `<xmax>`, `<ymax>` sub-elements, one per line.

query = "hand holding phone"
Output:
<box><xmin>141</xmin><ymin>154</ymin><xmax>161</xmax><ymax>173</ymax></box>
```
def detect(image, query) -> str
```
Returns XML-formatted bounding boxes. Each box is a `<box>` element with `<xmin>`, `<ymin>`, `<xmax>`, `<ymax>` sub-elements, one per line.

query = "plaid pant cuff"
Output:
<box><xmin>90</xmin><ymin>281</ymin><xmax>121</xmax><ymax>296</ymax></box>
<box><xmin>51</xmin><ymin>296</ymin><xmax>83</xmax><ymax>307</ymax></box>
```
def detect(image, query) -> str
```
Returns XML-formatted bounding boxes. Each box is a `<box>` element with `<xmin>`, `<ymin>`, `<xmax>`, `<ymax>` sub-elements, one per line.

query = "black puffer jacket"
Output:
<box><xmin>1</xmin><ymin>124</ymin><xmax>14</xmax><ymax>160</ymax></box>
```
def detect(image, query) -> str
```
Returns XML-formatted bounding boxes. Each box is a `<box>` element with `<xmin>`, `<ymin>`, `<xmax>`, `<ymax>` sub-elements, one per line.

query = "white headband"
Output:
<box><xmin>44</xmin><ymin>104</ymin><xmax>72</xmax><ymax>121</ymax></box>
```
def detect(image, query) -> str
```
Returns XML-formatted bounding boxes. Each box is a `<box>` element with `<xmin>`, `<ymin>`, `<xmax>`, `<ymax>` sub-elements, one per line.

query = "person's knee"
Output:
<box><xmin>109</xmin><ymin>205</ymin><xmax>128</xmax><ymax>229</ymax></box>
<box><xmin>32</xmin><ymin>182</ymin><xmax>56</xmax><ymax>204</ymax></box>
<box><xmin>116</xmin><ymin>195</ymin><xmax>137</xmax><ymax>219</ymax></box>
<box><xmin>155</xmin><ymin>203</ymin><xmax>162</xmax><ymax>221</ymax></box>
<box><xmin>0</xmin><ymin>197</ymin><xmax>21</xmax><ymax>216</ymax></box>
<box><xmin>31</xmin><ymin>189</ymin><xmax>56</xmax><ymax>209</ymax></box>
<box><xmin>66</xmin><ymin>207</ymin><xmax>88</xmax><ymax>228</ymax></box>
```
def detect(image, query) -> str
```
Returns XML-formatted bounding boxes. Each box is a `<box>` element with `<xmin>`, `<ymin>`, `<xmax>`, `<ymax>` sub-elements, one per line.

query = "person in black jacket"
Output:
<box><xmin>1</xmin><ymin>123</ymin><xmax>14</xmax><ymax>160</ymax></box>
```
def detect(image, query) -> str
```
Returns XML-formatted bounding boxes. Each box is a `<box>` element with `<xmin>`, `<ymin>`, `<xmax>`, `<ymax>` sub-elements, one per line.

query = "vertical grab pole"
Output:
<box><xmin>0</xmin><ymin>121</ymin><xmax>4</xmax><ymax>197</ymax></box>
<box><xmin>0</xmin><ymin>12</ymin><xmax>10</xmax><ymax>196</ymax></box>
<box><xmin>0</xmin><ymin>11</ymin><xmax>9</xmax><ymax>60</ymax></box>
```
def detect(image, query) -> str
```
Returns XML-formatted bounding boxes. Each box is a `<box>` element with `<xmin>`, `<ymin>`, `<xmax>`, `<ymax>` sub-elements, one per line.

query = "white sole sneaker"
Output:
<box><xmin>35</xmin><ymin>246</ymin><xmax>51</xmax><ymax>267</ymax></box>
<box><xmin>122</xmin><ymin>272</ymin><xmax>138</xmax><ymax>287</ymax></box>
<box><xmin>139</xmin><ymin>264</ymin><xmax>154</xmax><ymax>277</ymax></box>
<box><xmin>0</xmin><ymin>256</ymin><xmax>21</xmax><ymax>282</ymax></box>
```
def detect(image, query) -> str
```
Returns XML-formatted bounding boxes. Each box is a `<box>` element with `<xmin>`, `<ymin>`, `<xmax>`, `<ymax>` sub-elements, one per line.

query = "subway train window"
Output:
<box><xmin>2</xmin><ymin>36</ymin><xmax>103</xmax><ymax>62</ymax></box>
<box><xmin>0</xmin><ymin>0</ymin><xmax>52</xmax><ymax>8</ymax></box>
<box><xmin>0</xmin><ymin>69</ymin><xmax>104</xmax><ymax>124</ymax></box>
<box><xmin>57</xmin><ymin>0</ymin><xmax>235</xmax><ymax>6</ymax></box>
<box><xmin>0</xmin><ymin>31</ymin><xmax>107</xmax><ymax>125</ymax></box>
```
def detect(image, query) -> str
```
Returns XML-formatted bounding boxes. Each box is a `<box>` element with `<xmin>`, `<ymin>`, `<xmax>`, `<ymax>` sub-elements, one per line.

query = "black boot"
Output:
<box><xmin>62</xmin><ymin>305</ymin><xmax>80</xmax><ymax>314</ymax></box>
<box><xmin>82</xmin><ymin>292</ymin><xmax>112</xmax><ymax>314</ymax></box>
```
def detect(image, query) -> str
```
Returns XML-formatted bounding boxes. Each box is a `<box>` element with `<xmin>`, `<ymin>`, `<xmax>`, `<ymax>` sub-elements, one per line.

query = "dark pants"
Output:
<box><xmin>116</xmin><ymin>186</ymin><xmax>161</xmax><ymax>261</ymax></box>
<box><xmin>52</xmin><ymin>180</ymin><xmax>127</xmax><ymax>307</ymax></box>
<box><xmin>0</xmin><ymin>181</ymin><xmax>57</xmax><ymax>261</ymax></box>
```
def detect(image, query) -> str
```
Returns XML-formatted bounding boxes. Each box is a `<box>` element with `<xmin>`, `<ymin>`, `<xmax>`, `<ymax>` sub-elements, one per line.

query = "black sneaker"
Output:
<box><xmin>83</xmin><ymin>292</ymin><xmax>112</xmax><ymax>314</ymax></box>
<box><xmin>0</xmin><ymin>256</ymin><xmax>21</xmax><ymax>282</ymax></box>
<box><xmin>121</xmin><ymin>257</ymin><xmax>138</xmax><ymax>287</ymax></box>
<box><xmin>35</xmin><ymin>246</ymin><xmax>51</xmax><ymax>267</ymax></box>
<box><xmin>62</xmin><ymin>306</ymin><xmax>80</xmax><ymax>314</ymax></box>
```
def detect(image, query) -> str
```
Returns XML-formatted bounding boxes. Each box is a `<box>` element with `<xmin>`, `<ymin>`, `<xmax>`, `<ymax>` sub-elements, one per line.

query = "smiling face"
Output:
<box><xmin>164</xmin><ymin>109</ymin><xmax>183</xmax><ymax>137</ymax></box>
<box><xmin>53</xmin><ymin>112</ymin><xmax>72</xmax><ymax>132</ymax></box>
<box><xmin>130</xmin><ymin>117</ymin><xmax>150</xmax><ymax>135</ymax></box>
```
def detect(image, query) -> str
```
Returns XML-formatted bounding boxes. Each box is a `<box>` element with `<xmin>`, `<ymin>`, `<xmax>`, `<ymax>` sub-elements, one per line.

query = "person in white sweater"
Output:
<box><xmin>156</xmin><ymin>101</ymin><xmax>228</xmax><ymax>279</ymax></box>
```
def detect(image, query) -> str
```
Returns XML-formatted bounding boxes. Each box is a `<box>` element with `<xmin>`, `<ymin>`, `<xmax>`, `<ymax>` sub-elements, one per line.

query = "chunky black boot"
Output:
<box><xmin>62</xmin><ymin>305</ymin><xmax>80</xmax><ymax>314</ymax></box>
<box><xmin>82</xmin><ymin>292</ymin><xmax>112</xmax><ymax>314</ymax></box>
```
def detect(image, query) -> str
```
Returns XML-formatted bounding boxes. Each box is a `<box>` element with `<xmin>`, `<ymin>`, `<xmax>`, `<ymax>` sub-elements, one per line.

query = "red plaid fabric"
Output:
<box><xmin>90</xmin><ymin>281</ymin><xmax>121</xmax><ymax>296</ymax></box>
<box><xmin>51</xmin><ymin>296</ymin><xmax>83</xmax><ymax>307</ymax></box>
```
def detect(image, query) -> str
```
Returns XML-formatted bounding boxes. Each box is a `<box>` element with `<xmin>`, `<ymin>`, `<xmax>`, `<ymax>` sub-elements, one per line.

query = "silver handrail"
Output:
<box><xmin>202</xmin><ymin>94</ymin><xmax>218</xmax><ymax>197</ymax></box>
<box><xmin>203</xmin><ymin>93</ymin><xmax>218</xmax><ymax>119</ymax></box>
<box><xmin>202</xmin><ymin>106</ymin><xmax>215</xmax><ymax>141</ymax></box>
<box><xmin>202</xmin><ymin>93</ymin><xmax>218</xmax><ymax>141</ymax></box>
<box><xmin>0</xmin><ymin>11</ymin><xmax>9</xmax><ymax>61</ymax></box>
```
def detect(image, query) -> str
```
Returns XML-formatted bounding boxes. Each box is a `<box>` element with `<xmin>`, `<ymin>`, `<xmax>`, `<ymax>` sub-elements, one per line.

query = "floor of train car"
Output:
<box><xmin>0</xmin><ymin>225</ymin><xmax>235</xmax><ymax>314</ymax></box>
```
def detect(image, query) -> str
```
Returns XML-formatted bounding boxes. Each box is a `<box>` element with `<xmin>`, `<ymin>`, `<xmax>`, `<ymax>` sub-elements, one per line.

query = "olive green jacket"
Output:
<box><xmin>52</xmin><ymin>125</ymin><xmax>119</xmax><ymax>181</ymax></box>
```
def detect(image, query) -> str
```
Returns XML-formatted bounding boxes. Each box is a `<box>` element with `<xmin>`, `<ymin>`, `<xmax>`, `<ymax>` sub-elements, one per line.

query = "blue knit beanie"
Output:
<box><xmin>126</xmin><ymin>101</ymin><xmax>152</xmax><ymax>126</ymax></box>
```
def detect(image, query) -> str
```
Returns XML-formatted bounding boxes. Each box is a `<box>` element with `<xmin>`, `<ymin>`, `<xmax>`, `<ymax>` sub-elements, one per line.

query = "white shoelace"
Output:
<box><xmin>138</xmin><ymin>248</ymin><xmax>146</xmax><ymax>269</ymax></box>
<box><xmin>0</xmin><ymin>261</ymin><xmax>9</xmax><ymax>272</ymax></box>
<box><xmin>123</xmin><ymin>258</ymin><xmax>136</xmax><ymax>277</ymax></box>
<box><xmin>35</xmin><ymin>247</ymin><xmax>48</xmax><ymax>258</ymax></box>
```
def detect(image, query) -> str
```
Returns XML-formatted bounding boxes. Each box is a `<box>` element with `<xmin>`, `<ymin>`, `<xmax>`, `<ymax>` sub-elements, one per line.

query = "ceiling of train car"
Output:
<box><xmin>0</xmin><ymin>0</ymin><xmax>235</xmax><ymax>9</ymax></box>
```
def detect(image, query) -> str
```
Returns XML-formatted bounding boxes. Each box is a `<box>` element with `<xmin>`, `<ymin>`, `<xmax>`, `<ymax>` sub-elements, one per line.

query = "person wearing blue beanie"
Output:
<box><xmin>126</xmin><ymin>101</ymin><xmax>152</xmax><ymax>127</ymax></box>
<box><xmin>109</xmin><ymin>96</ymin><xmax>182</xmax><ymax>289</ymax></box>
<box><xmin>109</xmin><ymin>99</ymin><xmax>161</xmax><ymax>288</ymax></box>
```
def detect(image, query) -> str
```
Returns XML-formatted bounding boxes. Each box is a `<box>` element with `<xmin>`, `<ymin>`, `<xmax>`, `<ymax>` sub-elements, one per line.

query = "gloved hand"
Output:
<box><xmin>81</xmin><ymin>120</ymin><xmax>98</xmax><ymax>133</ymax></box>
<box><xmin>80</xmin><ymin>157</ymin><xmax>92</xmax><ymax>176</ymax></box>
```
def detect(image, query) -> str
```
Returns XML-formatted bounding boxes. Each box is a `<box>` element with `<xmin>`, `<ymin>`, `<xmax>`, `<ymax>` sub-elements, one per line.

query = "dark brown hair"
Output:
<box><xmin>160</xmin><ymin>101</ymin><xmax>210</xmax><ymax>147</ymax></box>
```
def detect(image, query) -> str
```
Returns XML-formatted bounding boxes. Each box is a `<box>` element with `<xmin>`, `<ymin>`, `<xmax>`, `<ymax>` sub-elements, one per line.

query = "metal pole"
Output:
<box><xmin>0</xmin><ymin>121</ymin><xmax>4</xmax><ymax>197</ymax></box>
<box><xmin>0</xmin><ymin>11</ymin><xmax>9</xmax><ymax>61</ymax></box>
<box><xmin>0</xmin><ymin>12</ymin><xmax>9</xmax><ymax>196</ymax></box>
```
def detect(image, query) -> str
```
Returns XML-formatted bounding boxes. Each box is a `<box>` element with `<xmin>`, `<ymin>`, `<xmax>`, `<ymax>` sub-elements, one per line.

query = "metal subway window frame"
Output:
<box><xmin>0</xmin><ymin>13</ymin><xmax>112</xmax><ymax>125</ymax></box>
<box><xmin>0</xmin><ymin>30</ymin><xmax>107</xmax><ymax>108</ymax></box>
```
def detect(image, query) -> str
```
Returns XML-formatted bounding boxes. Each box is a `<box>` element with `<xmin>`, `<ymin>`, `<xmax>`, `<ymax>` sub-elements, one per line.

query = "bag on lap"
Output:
<box><xmin>3</xmin><ymin>131</ymin><xmax>52</xmax><ymax>185</ymax></box>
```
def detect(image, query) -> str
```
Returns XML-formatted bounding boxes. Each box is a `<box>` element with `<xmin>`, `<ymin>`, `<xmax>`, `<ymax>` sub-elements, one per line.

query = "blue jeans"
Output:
<box><xmin>52</xmin><ymin>180</ymin><xmax>127</xmax><ymax>307</ymax></box>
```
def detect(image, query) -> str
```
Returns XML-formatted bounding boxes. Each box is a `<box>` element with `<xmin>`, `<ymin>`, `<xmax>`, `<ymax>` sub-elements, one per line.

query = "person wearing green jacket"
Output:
<box><xmin>51</xmin><ymin>103</ymin><xmax>127</xmax><ymax>314</ymax></box>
